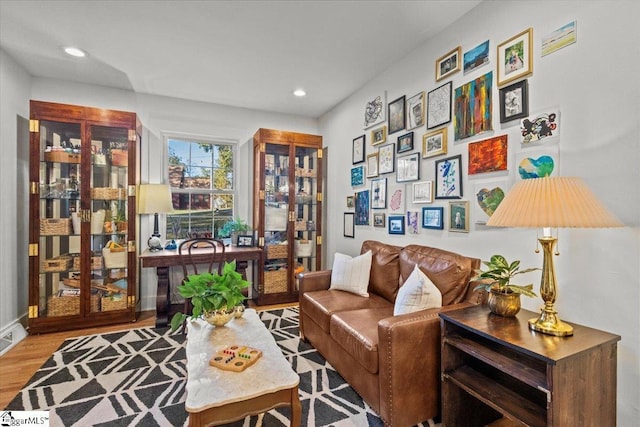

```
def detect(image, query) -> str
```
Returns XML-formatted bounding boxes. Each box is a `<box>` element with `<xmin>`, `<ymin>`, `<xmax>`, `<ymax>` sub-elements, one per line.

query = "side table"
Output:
<box><xmin>440</xmin><ymin>305</ymin><xmax>620</xmax><ymax>427</ymax></box>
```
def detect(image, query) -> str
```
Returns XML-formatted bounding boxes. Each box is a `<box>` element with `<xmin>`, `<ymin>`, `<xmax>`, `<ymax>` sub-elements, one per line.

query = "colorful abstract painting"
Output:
<box><xmin>474</xmin><ymin>180</ymin><xmax>508</xmax><ymax>224</ymax></box>
<box><xmin>520</xmin><ymin>109</ymin><xmax>560</xmax><ymax>144</ymax></box>
<box><xmin>355</xmin><ymin>190</ymin><xmax>370</xmax><ymax>225</ymax></box>
<box><xmin>468</xmin><ymin>135</ymin><xmax>508</xmax><ymax>175</ymax></box>
<box><xmin>388</xmin><ymin>185</ymin><xmax>404</xmax><ymax>214</ymax></box>
<box><xmin>351</xmin><ymin>166</ymin><xmax>364</xmax><ymax>186</ymax></box>
<box><xmin>454</xmin><ymin>71</ymin><xmax>493</xmax><ymax>140</ymax></box>
<box><xmin>515</xmin><ymin>147</ymin><xmax>559</xmax><ymax>180</ymax></box>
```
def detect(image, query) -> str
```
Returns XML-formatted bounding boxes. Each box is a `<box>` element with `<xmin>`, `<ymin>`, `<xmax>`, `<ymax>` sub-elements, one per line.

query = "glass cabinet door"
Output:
<box><xmin>293</xmin><ymin>146</ymin><xmax>319</xmax><ymax>288</ymax></box>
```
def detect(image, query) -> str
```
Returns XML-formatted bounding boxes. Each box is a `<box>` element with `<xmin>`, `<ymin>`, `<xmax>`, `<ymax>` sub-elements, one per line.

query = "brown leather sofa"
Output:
<box><xmin>298</xmin><ymin>240</ymin><xmax>485</xmax><ymax>426</ymax></box>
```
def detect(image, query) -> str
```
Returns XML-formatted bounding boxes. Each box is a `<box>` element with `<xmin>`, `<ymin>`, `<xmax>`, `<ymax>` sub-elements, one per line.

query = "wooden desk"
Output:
<box><xmin>140</xmin><ymin>245</ymin><xmax>262</xmax><ymax>328</ymax></box>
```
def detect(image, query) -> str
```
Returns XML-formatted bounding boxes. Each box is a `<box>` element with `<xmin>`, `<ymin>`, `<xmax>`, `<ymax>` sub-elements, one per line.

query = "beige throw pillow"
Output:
<box><xmin>394</xmin><ymin>264</ymin><xmax>442</xmax><ymax>315</ymax></box>
<box><xmin>329</xmin><ymin>250</ymin><xmax>372</xmax><ymax>297</ymax></box>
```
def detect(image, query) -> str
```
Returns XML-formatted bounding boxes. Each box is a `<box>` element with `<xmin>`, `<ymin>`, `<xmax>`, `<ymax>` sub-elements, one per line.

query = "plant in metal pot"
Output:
<box><xmin>170</xmin><ymin>260</ymin><xmax>249</xmax><ymax>331</ymax></box>
<box><xmin>218</xmin><ymin>217</ymin><xmax>251</xmax><ymax>245</ymax></box>
<box><xmin>473</xmin><ymin>254</ymin><xmax>539</xmax><ymax>317</ymax></box>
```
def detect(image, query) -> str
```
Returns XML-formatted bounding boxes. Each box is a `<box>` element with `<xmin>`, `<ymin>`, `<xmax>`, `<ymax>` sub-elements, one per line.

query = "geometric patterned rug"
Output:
<box><xmin>6</xmin><ymin>307</ymin><xmax>437</xmax><ymax>426</ymax></box>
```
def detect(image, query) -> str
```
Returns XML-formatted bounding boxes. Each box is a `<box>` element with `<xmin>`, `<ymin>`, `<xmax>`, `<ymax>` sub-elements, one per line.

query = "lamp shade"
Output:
<box><xmin>486</xmin><ymin>177</ymin><xmax>623</xmax><ymax>228</ymax></box>
<box><xmin>137</xmin><ymin>184</ymin><xmax>174</xmax><ymax>214</ymax></box>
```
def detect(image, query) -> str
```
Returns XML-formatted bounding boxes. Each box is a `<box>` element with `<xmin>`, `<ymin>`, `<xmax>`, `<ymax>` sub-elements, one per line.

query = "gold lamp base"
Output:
<box><xmin>529</xmin><ymin>307</ymin><xmax>574</xmax><ymax>336</ymax></box>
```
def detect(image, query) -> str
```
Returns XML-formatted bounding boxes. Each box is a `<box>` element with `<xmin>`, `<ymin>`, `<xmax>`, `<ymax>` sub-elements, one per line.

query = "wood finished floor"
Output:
<box><xmin>0</xmin><ymin>302</ymin><xmax>296</xmax><ymax>409</ymax></box>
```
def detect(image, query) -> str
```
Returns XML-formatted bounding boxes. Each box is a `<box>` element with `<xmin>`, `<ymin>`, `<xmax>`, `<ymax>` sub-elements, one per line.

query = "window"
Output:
<box><xmin>165</xmin><ymin>137</ymin><xmax>235</xmax><ymax>239</ymax></box>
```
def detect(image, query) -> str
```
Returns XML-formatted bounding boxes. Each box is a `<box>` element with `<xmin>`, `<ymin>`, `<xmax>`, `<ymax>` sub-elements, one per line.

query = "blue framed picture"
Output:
<box><xmin>388</xmin><ymin>215</ymin><xmax>405</xmax><ymax>234</ymax></box>
<box><xmin>351</xmin><ymin>166</ymin><xmax>364</xmax><ymax>186</ymax></box>
<box><xmin>422</xmin><ymin>207</ymin><xmax>444</xmax><ymax>229</ymax></box>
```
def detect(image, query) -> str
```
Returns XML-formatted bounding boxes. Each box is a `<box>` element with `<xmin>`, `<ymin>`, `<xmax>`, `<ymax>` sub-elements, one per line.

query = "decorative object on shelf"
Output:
<box><xmin>412</xmin><ymin>181</ymin><xmax>433</xmax><ymax>204</ymax></box>
<box><xmin>435</xmin><ymin>155</ymin><xmax>463</xmax><ymax>199</ymax></box>
<box><xmin>473</xmin><ymin>254</ymin><xmax>538</xmax><ymax>317</ymax></box>
<box><xmin>422</xmin><ymin>207</ymin><xmax>444</xmax><ymax>230</ymax></box>
<box><xmin>497</xmin><ymin>27</ymin><xmax>533</xmax><ymax>86</ymax></box>
<box><xmin>427</xmin><ymin>81</ymin><xmax>452</xmax><ymax>129</ymax></box>
<box><xmin>370</xmin><ymin>177</ymin><xmax>387</xmax><ymax>209</ymax></box>
<box><xmin>422</xmin><ymin>127</ymin><xmax>447</xmax><ymax>158</ymax></box>
<box><xmin>468</xmin><ymin>135</ymin><xmax>508</xmax><ymax>175</ymax></box>
<box><xmin>343</xmin><ymin>212</ymin><xmax>355</xmax><ymax>237</ymax></box>
<box><xmin>435</xmin><ymin>46</ymin><xmax>462</xmax><ymax>81</ymax></box>
<box><xmin>366</xmin><ymin>153</ymin><xmax>379</xmax><ymax>178</ymax></box>
<box><xmin>487</xmin><ymin>176</ymin><xmax>624</xmax><ymax>335</ymax></box>
<box><xmin>454</xmin><ymin>71</ymin><xmax>493</xmax><ymax>141</ymax></box>
<box><xmin>499</xmin><ymin>79</ymin><xmax>528</xmax><ymax>123</ymax></box>
<box><xmin>138</xmin><ymin>184</ymin><xmax>173</xmax><ymax>251</ymax></box>
<box><xmin>170</xmin><ymin>260</ymin><xmax>249</xmax><ymax>331</ymax></box>
<box><xmin>388</xmin><ymin>215</ymin><xmax>405</xmax><ymax>235</ymax></box>
<box><xmin>352</xmin><ymin>135</ymin><xmax>366</xmax><ymax>164</ymax></box>
<box><xmin>236</xmin><ymin>234</ymin><xmax>254</xmax><ymax>247</ymax></box>
<box><xmin>406</xmin><ymin>91</ymin><xmax>425</xmax><ymax>129</ymax></box>
<box><xmin>396</xmin><ymin>152</ymin><xmax>420</xmax><ymax>183</ymax></box>
<box><xmin>388</xmin><ymin>95</ymin><xmax>406</xmax><ymax>135</ymax></box>
<box><xmin>218</xmin><ymin>216</ymin><xmax>251</xmax><ymax>246</ymax></box>
<box><xmin>463</xmin><ymin>40</ymin><xmax>490</xmax><ymax>74</ymax></box>
<box><xmin>378</xmin><ymin>143</ymin><xmax>395</xmax><ymax>174</ymax></box>
<box><xmin>448</xmin><ymin>201</ymin><xmax>470</xmax><ymax>233</ymax></box>
<box><xmin>371</xmin><ymin>125</ymin><xmax>387</xmax><ymax>145</ymax></box>
<box><xmin>396</xmin><ymin>131</ymin><xmax>414</xmax><ymax>153</ymax></box>
<box><xmin>364</xmin><ymin>92</ymin><xmax>386</xmax><ymax>129</ymax></box>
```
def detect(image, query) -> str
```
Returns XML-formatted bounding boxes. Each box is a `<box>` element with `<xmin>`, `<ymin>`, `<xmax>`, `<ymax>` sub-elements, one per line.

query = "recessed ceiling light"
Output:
<box><xmin>293</xmin><ymin>89</ymin><xmax>306</xmax><ymax>97</ymax></box>
<box><xmin>63</xmin><ymin>47</ymin><xmax>86</xmax><ymax>58</ymax></box>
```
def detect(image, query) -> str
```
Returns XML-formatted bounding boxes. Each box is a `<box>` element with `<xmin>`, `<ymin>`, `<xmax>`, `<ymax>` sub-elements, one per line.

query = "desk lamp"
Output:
<box><xmin>138</xmin><ymin>184</ymin><xmax>174</xmax><ymax>251</ymax></box>
<box><xmin>486</xmin><ymin>176</ymin><xmax>623</xmax><ymax>336</ymax></box>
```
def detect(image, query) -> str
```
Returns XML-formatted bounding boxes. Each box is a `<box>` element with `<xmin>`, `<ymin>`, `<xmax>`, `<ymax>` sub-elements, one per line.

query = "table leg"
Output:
<box><xmin>155</xmin><ymin>266</ymin><xmax>170</xmax><ymax>328</ymax></box>
<box><xmin>290</xmin><ymin>386</ymin><xmax>301</xmax><ymax>427</ymax></box>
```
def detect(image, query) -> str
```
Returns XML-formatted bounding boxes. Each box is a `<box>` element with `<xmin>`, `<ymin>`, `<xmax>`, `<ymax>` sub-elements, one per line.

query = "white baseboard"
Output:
<box><xmin>0</xmin><ymin>317</ymin><xmax>28</xmax><ymax>357</ymax></box>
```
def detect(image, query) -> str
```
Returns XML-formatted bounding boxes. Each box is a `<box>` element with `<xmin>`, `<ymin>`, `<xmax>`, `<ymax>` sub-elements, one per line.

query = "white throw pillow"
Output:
<box><xmin>329</xmin><ymin>250</ymin><xmax>372</xmax><ymax>297</ymax></box>
<box><xmin>394</xmin><ymin>264</ymin><xmax>442</xmax><ymax>315</ymax></box>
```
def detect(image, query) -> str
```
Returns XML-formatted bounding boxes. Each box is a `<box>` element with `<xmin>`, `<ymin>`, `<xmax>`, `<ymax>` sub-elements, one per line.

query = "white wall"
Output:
<box><xmin>319</xmin><ymin>1</ymin><xmax>639</xmax><ymax>425</ymax></box>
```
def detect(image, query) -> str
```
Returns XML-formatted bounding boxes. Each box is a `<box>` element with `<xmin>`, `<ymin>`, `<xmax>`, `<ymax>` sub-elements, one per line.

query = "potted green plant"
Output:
<box><xmin>218</xmin><ymin>217</ymin><xmax>250</xmax><ymax>246</ymax></box>
<box><xmin>473</xmin><ymin>254</ymin><xmax>539</xmax><ymax>317</ymax></box>
<box><xmin>170</xmin><ymin>260</ymin><xmax>249</xmax><ymax>331</ymax></box>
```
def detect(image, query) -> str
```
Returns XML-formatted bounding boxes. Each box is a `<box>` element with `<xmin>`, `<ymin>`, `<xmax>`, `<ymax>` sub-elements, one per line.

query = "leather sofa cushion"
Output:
<box><xmin>301</xmin><ymin>289</ymin><xmax>391</xmax><ymax>333</ymax></box>
<box><xmin>330</xmin><ymin>306</ymin><xmax>394</xmax><ymax>374</ymax></box>
<box><xmin>361</xmin><ymin>240</ymin><xmax>401</xmax><ymax>303</ymax></box>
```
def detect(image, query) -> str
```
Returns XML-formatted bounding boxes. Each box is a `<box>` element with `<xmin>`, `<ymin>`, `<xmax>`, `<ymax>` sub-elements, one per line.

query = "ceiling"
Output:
<box><xmin>0</xmin><ymin>0</ymin><xmax>482</xmax><ymax>118</ymax></box>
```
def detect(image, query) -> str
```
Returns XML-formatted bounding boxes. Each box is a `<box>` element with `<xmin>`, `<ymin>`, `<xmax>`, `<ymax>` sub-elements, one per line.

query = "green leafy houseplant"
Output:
<box><xmin>473</xmin><ymin>255</ymin><xmax>539</xmax><ymax>297</ymax></box>
<box><xmin>170</xmin><ymin>260</ymin><xmax>249</xmax><ymax>331</ymax></box>
<box><xmin>218</xmin><ymin>217</ymin><xmax>250</xmax><ymax>238</ymax></box>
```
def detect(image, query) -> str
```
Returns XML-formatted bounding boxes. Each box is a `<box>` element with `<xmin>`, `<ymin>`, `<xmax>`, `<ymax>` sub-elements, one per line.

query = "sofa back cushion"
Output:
<box><xmin>361</xmin><ymin>240</ymin><xmax>401</xmax><ymax>303</ymax></box>
<box><xmin>399</xmin><ymin>245</ymin><xmax>480</xmax><ymax>306</ymax></box>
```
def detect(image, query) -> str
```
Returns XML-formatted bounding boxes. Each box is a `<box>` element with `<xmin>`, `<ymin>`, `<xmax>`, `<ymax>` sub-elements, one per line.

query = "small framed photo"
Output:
<box><xmin>388</xmin><ymin>95</ymin><xmax>406</xmax><ymax>135</ymax></box>
<box><xmin>344</xmin><ymin>212</ymin><xmax>355</xmax><ymax>238</ymax></box>
<box><xmin>397</xmin><ymin>131</ymin><xmax>414</xmax><ymax>153</ymax></box>
<box><xmin>371</xmin><ymin>177</ymin><xmax>387</xmax><ymax>209</ymax></box>
<box><xmin>427</xmin><ymin>81</ymin><xmax>452</xmax><ymax>129</ymax></box>
<box><xmin>497</xmin><ymin>28</ymin><xmax>533</xmax><ymax>87</ymax></box>
<box><xmin>366</xmin><ymin>153</ymin><xmax>379</xmax><ymax>178</ymax></box>
<box><xmin>388</xmin><ymin>215</ymin><xmax>405</xmax><ymax>235</ymax></box>
<box><xmin>406</xmin><ymin>91</ymin><xmax>425</xmax><ymax>129</ymax></box>
<box><xmin>378</xmin><ymin>143</ymin><xmax>395</xmax><ymax>174</ymax></box>
<box><xmin>346</xmin><ymin>195</ymin><xmax>355</xmax><ymax>208</ymax></box>
<box><xmin>353</xmin><ymin>135</ymin><xmax>366</xmax><ymax>164</ymax></box>
<box><xmin>236</xmin><ymin>235</ymin><xmax>255</xmax><ymax>247</ymax></box>
<box><xmin>412</xmin><ymin>181</ymin><xmax>433</xmax><ymax>204</ymax></box>
<box><xmin>449</xmin><ymin>201</ymin><xmax>470</xmax><ymax>232</ymax></box>
<box><xmin>422</xmin><ymin>207</ymin><xmax>444</xmax><ymax>230</ymax></box>
<box><xmin>435</xmin><ymin>155</ymin><xmax>463</xmax><ymax>199</ymax></box>
<box><xmin>396</xmin><ymin>152</ymin><xmax>420</xmax><ymax>183</ymax></box>
<box><xmin>373</xmin><ymin>212</ymin><xmax>386</xmax><ymax>227</ymax></box>
<box><xmin>371</xmin><ymin>125</ymin><xmax>387</xmax><ymax>145</ymax></box>
<box><xmin>499</xmin><ymin>80</ymin><xmax>528</xmax><ymax>123</ymax></box>
<box><xmin>351</xmin><ymin>165</ymin><xmax>365</xmax><ymax>186</ymax></box>
<box><xmin>407</xmin><ymin>210</ymin><xmax>420</xmax><ymax>234</ymax></box>
<box><xmin>422</xmin><ymin>128</ymin><xmax>447</xmax><ymax>159</ymax></box>
<box><xmin>435</xmin><ymin>46</ymin><xmax>461</xmax><ymax>81</ymax></box>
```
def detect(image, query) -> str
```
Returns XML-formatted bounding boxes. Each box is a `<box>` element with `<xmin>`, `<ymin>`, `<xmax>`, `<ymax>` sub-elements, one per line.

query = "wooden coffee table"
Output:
<box><xmin>185</xmin><ymin>309</ymin><xmax>301</xmax><ymax>426</ymax></box>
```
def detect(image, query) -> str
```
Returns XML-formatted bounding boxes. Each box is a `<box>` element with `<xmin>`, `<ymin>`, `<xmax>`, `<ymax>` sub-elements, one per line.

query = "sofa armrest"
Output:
<box><xmin>376</xmin><ymin>302</ymin><xmax>473</xmax><ymax>425</ymax></box>
<box><xmin>297</xmin><ymin>270</ymin><xmax>332</xmax><ymax>294</ymax></box>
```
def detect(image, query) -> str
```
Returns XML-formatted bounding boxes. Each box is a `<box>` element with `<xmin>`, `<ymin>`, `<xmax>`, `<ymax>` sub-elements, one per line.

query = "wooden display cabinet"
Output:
<box><xmin>440</xmin><ymin>305</ymin><xmax>620</xmax><ymax>427</ymax></box>
<box><xmin>28</xmin><ymin>100</ymin><xmax>141</xmax><ymax>333</ymax></box>
<box><xmin>252</xmin><ymin>128</ymin><xmax>323</xmax><ymax>305</ymax></box>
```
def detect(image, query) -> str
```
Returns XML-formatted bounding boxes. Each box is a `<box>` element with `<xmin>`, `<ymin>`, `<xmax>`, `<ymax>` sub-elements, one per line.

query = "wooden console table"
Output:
<box><xmin>440</xmin><ymin>305</ymin><xmax>620</xmax><ymax>427</ymax></box>
<box><xmin>140</xmin><ymin>246</ymin><xmax>262</xmax><ymax>328</ymax></box>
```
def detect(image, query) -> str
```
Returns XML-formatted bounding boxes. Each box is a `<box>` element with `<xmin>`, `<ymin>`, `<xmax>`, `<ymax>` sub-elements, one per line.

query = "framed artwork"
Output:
<box><xmin>422</xmin><ymin>207</ymin><xmax>444</xmax><ymax>230</ymax></box>
<box><xmin>388</xmin><ymin>95</ymin><xmax>406</xmax><ymax>134</ymax></box>
<box><xmin>366</xmin><ymin>153</ymin><xmax>379</xmax><ymax>178</ymax></box>
<box><xmin>454</xmin><ymin>71</ymin><xmax>493</xmax><ymax>141</ymax></box>
<box><xmin>396</xmin><ymin>152</ymin><xmax>420</xmax><ymax>183</ymax></box>
<box><xmin>542</xmin><ymin>21</ymin><xmax>577</xmax><ymax>57</ymax></box>
<box><xmin>352</xmin><ymin>135</ymin><xmax>365</xmax><ymax>164</ymax></box>
<box><xmin>468</xmin><ymin>135</ymin><xmax>508</xmax><ymax>175</ymax></box>
<box><xmin>463</xmin><ymin>40</ymin><xmax>490</xmax><ymax>74</ymax></box>
<box><xmin>412</xmin><ymin>181</ymin><xmax>433</xmax><ymax>204</ymax></box>
<box><xmin>388</xmin><ymin>184</ymin><xmax>405</xmax><ymax>214</ymax></box>
<box><xmin>422</xmin><ymin>128</ymin><xmax>447</xmax><ymax>159</ymax></box>
<box><xmin>371</xmin><ymin>125</ymin><xmax>387</xmax><ymax>145</ymax></box>
<box><xmin>364</xmin><ymin>92</ymin><xmax>386</xmax><ymax>129</ymax></box>
<box><xmin>435</xmin><ymin>155</ymin><xmax>462</xmax><ymax>199</ymax></box>
<box><xmin>406</xmin><ymin>91</ymin><xmax>425</xmax><ymax>130</ymax></box>
<box><xmin>474</xmin><ymin>179</ymin><xmax>508</xmax><ymax>224</ymax></box>
<box><xmin>373</xmin><ymin>212</ymin><xmax>386</xmax><ymax>227</ymax></box>
<box><xmin>236</xmin><ymin>235</ymin><xmax>255</xmax><ymax>247</ymax></box>
<box><xmin>355</xmin><ymin>190</ymin><xmax>370</xmax><ymax>225</ymax></box>
<box><xmin>499</xmin><ymin>80</ymin><xmax>528</xmax><ymax>123</ymax></box>
<box><xmin>351</xmin><ymin>166</ymin><xmax>365</xmax><ymax>186</ymax></box>
<box><xmin>371</xmin><ymin>177</ymin><xmax>387</xmax><ymax>209</ymax></box>
<box><xmin>378</xmin><ymin>143</ymin><xmax>395</xmax><ymax>174</ymax></box>
<box><xmin>407</xmin><ymin>210</ymin><xmax>420</xmax><ymax>234</ymax></box>
<box><xmin>397</xmin><ymin>132</ymin><xmax>414</xmax><ymax>153</ymax></box>
<box><xmin>497</xmin><ymin>28</ymin><xmax>533</xmax><ymax>87</ymax></box>
<box><xmin>521</xmin><ymin>109</ymin><xmax>560</xmax><ymax>145</ymax></box>
<box><xmin>427</xmin><ymin>81</ymin><xmax>452</xmax><ymax>129</ymax></box>
<box><xmin>449</xmin><ymin>201</ymin><xmax>470</xmax><ymax>232</ymax></box>
<box><xmin>515</xmin><ymin>146</ymin><xmax>559</xmax><ymax>180</ymax></box>
<box><xmin>436</xmin><ymin>46</ymin><xmax>461</xmax><ymax>81</ymax></box>
<box><xmin>346</xmin><ymin>195</ymin><xmax>355</xmax><ymax>208</ymax></box>
<box><xmin>388</xmin><ymin>215</ymin><xmax>405</xmax><ymax>235</ymax></box>
<box><xmin>344</xmin><ymin>212</ymin><xmax>355</xmax><ymax>238</ymax></box>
